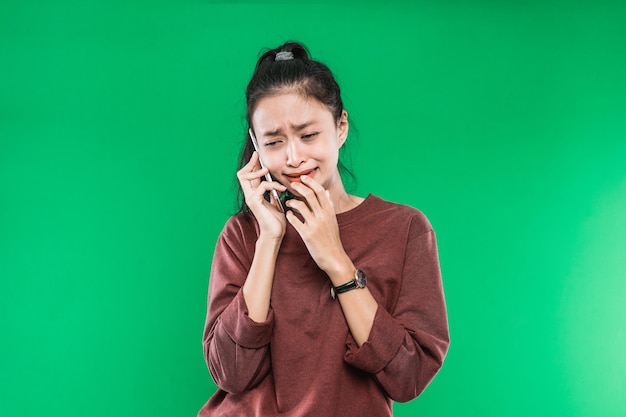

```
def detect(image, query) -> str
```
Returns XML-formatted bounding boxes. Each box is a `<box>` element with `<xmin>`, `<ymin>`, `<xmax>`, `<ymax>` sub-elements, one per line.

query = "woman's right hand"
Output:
<box><xmin>237</xmin><ymin>151</ymin><xmax>287</xmax><ymax>241</ymax></box>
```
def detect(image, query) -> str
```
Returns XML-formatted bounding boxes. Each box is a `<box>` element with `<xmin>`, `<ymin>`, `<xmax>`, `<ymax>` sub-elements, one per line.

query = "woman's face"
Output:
<box><xmin>251</xmin><ymin>92</ymin><xmax>348</xmax><ymax>197</ymax></box>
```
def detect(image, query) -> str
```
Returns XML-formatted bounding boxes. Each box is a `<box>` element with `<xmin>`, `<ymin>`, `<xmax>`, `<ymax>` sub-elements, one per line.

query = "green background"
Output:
<box><xmin>2</xmin><ymin>1</ymin><xmax>625</xmax><ymax>416</ymax></box>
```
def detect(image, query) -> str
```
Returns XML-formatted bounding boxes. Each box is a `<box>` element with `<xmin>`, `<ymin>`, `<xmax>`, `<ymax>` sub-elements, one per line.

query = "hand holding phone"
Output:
<box><xmin>248</xmin><ymin>128</ymin><xmax>285</xmax><ymax>213</ymax></box>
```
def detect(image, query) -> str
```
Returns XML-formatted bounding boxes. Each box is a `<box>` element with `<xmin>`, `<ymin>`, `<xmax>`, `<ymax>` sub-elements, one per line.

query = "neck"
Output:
<box><xmin>327</xmin><ymin>180</ymin><xmax>356</xmax><ymax>214</ymax></box>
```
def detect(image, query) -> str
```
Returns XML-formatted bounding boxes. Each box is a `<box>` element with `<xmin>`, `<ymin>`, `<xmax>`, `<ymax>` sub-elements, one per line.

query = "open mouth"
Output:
<box><xmin>285</xmin><ymin>168</ymin><xmax>318</xmax><ymax>183</ymax></box>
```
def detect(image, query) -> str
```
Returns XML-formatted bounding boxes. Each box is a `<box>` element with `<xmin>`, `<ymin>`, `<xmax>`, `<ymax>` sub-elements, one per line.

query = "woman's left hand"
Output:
<box><xmin>285</xmin><ymin>175</ymin><xmax>352</xmax><ymax>277</ymax></box>
<box><xmin>287</xmin><ymin>175</ymin><xmax>378</xmax><ymax>348</ymax></box>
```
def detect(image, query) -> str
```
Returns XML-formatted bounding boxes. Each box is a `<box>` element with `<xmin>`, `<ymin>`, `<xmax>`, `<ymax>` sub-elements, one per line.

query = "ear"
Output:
<box><xmin>337</xmin><ymin>110</ymin><xmax>349</xmax><ymax>148</ymax></box>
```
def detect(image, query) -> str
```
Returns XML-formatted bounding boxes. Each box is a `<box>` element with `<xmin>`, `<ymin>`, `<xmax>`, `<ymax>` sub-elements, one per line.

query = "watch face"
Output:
<box><xmin>355</xmin><ymin>269</ymin><xmax>367</xmax><ymax>288</ymax></box>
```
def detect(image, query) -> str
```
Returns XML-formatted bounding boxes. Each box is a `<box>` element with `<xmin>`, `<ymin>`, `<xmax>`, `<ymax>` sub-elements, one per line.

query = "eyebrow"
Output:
<box><xmin>263</xmin><ymin>121</ymin><xmax>316</xmax><ymax>137</ymax></box>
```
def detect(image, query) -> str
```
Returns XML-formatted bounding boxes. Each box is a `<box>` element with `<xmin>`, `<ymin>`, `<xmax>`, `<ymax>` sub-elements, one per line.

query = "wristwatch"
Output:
<box><xmin>330</xmin><ymin>269</ymin><xmax>367</xmax><ymax>299</ymax></box>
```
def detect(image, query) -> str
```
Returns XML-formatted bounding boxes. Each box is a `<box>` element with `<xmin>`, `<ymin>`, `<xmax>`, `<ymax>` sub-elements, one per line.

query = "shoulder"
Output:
<box><xmin>358</xmin><ymin>194</ymin><xmax>433</xmax><ymax>235</ymax></box>
<box><xmin>219</xmin><ymin>211</ymin><xmax>260</xmax><ymax>246</ymax></box>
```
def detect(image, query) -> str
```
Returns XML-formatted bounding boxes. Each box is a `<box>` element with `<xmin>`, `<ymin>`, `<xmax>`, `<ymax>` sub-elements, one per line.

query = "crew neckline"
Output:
<box><xmin>336</xmin><ymin>194</ymin><xmax>377</xmax><ymax>226</ymax></box>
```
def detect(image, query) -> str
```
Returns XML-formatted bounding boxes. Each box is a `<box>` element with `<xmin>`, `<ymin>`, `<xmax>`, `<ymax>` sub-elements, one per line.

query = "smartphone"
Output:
<box><xmin>248</xmin><ymin>128</ymin><xmax>285</xmax><ymax>213</ymax></box>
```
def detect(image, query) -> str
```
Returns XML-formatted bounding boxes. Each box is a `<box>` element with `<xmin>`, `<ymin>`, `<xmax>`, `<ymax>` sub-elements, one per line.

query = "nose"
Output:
<box><xmin>286</xmin><ymin>139</ymin><xmax>305</xmax><ymax>167</ymax></box>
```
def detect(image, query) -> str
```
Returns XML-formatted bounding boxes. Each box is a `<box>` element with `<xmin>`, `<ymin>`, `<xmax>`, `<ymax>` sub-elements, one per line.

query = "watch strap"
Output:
<box><xmin>330</xmin><ymin>269</ymin><xmax>365</xmax><ymax>299</ymax></box>
<box><xmin>333</xmin><ymin>279</ymin><xmax>357</xmax><ymax>294</ymax></box>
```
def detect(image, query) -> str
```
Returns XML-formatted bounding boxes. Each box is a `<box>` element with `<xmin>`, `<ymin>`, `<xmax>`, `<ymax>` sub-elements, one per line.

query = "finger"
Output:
<box><xmin>250</xmin><ymin>181</ymin><xmax>287</xmax><ymax>209</ymax></box>
<box><xmin>290</xmin><ymin>180</ymin><xmax>322</xmax><ymax>213</ymax></box>
<box><xmin>238</xmin><ymin>167</ymin><xmax>269</xmax><ymax>183</ymax></box>
<box><xmin>237</xmin><ymin>152</ymin><xmax>264</xmax><ymax>179</ymax></box>
<box><xmin>256</xmin><ymin>180</ymin><xmax>287</xmax><ymax>194</ymax></box>
<box><xmin>237</xmin><ymin>158</ymin><xmax>269</xmax><ymax>191</ymax></box>
<box><xmin>244</xmin><ymin>151</ymin><xmax>260</xmax><ymax>170</ymax></box>
<box><xmin>286</xmin><ymin>210</ymin><xmax>305</xmax><ymax>233</ymax></box>
<box><xmin>284</xmin><ymin>198</ymin><xmax>312</xmax><ymax>218</ymax></box>
<box><xmin>244</xmin><ymin>181</ymin><xmax>286</xmax><ymax>214</ymax></box>
<box><xmin>300</xmin><ymin>175</ymin><xmax>332</xmax><ymax>211</ymax></box>
<box><xmin>324</xmin><ymin>189</ymin><xmax>336</xmax><ymax>212</ymax></box>
<box><xmin>238</xmin><ymin>171</ymin><xmax>264</xmax><ymax>196</ymax></box>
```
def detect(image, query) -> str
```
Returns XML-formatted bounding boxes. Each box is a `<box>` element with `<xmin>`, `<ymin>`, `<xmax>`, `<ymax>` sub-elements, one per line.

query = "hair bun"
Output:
<box><xmin>274</xmin><ymin>51</ymin><xmax>294</xmax><ymax>61</ymax></box>
<box><xmin>279</xmin><ymin>41</ymin><xmax>310</xmax><ymax>60</ymax></box>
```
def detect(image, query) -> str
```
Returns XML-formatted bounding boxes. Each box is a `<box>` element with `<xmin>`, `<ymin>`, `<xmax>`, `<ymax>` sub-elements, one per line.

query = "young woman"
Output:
<box><xmin>199</xmin><ymin>41</ymin><xmax>449</xmax><ymax>416</ymax></box>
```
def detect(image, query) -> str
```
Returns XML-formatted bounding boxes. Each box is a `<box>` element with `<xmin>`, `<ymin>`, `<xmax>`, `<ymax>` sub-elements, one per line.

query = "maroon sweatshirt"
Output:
<box><xmin>199</xmin><ymin>195</ymin><xmax>449</xmax><ymax>416</ymax></box>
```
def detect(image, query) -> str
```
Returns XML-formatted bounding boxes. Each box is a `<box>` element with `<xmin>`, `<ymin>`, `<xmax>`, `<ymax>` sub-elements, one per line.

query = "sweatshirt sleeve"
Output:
<box><xmin>202</xmin><ymin>217</ymin><xmax>273</xmax><ymax>395</ymax></box>
<box><xmin>344</xmin><ymin>217</ymin><xmax>450</xmax><ymax>402</ymax></box>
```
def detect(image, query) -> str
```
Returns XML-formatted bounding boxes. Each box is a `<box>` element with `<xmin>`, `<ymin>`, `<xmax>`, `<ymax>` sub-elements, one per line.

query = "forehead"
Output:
<box><xmin>252</xmin><ymin>93</ymin><xmax>334</xmax><ymax>132</ymax></box>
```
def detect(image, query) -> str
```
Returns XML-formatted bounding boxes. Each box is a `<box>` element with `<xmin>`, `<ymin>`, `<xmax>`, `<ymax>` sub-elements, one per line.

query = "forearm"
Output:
<box><xmin>326</xmin><ymin>257</ymin><xmax>378</xmax><ymax>347</ymax></box>
<box><xmin>242</xmin><ymin>236</ymin><xmax>282</xmax><ymax>322</ymax></box>
<box><xmin>343</xmin><ymin>227</ymin><xmax>449</xmax><ymax>401</ymax></box>
<box><xmin>336</xmin><ymin>288</ymin><xmax>378</xmax><ymax>347</ymax></box>
<box><xmin>203</xmin><ymin>215</ymin><xmax>282</xmax><ymax>393</ymax></box>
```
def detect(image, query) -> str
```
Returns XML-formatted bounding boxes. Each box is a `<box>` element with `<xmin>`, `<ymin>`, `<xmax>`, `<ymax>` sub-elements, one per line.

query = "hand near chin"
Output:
<box><xmin>285</xmin><ymin>176</ymin><xmax>350</xmax><ymax>275</ymax></box>
<box><xmin>237</xmin><ymin>152</ymin><xmax>287</xmax><ymax>240</ymax></box>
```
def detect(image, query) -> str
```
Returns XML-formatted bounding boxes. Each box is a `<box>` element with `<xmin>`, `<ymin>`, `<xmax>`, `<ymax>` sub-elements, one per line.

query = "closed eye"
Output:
<box><xmin>302</xmin><ymin>132</ymin><xmax>319</xmax><ymax>140</ymax></box>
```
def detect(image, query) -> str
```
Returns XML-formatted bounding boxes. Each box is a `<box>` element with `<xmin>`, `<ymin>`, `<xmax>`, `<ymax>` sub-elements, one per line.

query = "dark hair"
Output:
<box><xmin>236</xmin><ymin>41</ymin><xmax>355</xmax><ymax>213</ymax></box>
